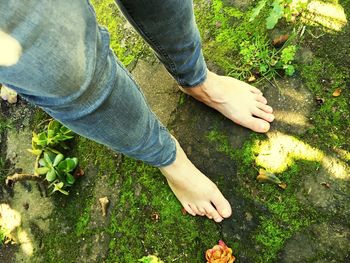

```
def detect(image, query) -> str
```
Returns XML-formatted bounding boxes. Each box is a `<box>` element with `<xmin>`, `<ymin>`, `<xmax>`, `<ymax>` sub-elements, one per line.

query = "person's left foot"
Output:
<box><xmin>180</xmin><ymin>70</ymin><xmax>274</xmax><ymax>133</ymax></box>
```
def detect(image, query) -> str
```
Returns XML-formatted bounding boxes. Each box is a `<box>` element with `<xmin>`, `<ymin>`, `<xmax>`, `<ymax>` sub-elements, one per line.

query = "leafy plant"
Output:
<box><xmin>29</xmin><ymin>120</ymin><xmax>74</xmax><ymax>156</ymax></box>
<box><xmin>28</xmin><ymin>120</ymin><xmax>79</xmax><ymax>195</ymax></box>
<box><xmin>250</xmin><ymin>0</ymin><xmax>308</xmax><ymax>29</ymax></box>
<box><xmin>278</xmin><ymin>45</ymin><xmax>297</xmax><ymax>76</ymax></box>
<box><xmin>237</xmin><ymin>34</ymin><xmax>297</xmax><ymax>77</ymax></box>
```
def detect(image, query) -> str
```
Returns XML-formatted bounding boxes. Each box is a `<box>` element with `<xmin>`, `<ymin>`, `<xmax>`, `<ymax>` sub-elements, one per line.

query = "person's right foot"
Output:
<box><xmin>160</xmin><ymin>138</ymin><xmax>232</xmax><ymax>222</ymax></box>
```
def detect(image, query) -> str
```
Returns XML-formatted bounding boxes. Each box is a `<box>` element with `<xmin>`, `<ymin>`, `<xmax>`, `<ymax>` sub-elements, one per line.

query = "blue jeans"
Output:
<box><xmin>0</xmin><ymin>0</ymin><xmax>207</xmax><ymax>167</ymax></box>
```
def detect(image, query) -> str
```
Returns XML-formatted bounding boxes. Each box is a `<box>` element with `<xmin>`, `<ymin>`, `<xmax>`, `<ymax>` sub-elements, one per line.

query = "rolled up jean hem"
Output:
<box><xmin>179</xmin><ymin>68</ymin><xmax>207</xmax><ymax>89</ymax></box>
<box><xmin>152</xmin><ymin>136</ymin><xmax>177</xmax><ymax>168</ymax></box>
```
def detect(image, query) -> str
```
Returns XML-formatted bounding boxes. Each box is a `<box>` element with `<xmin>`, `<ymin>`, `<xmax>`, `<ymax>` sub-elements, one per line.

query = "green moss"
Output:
<box><xmin>205</xmin><ymin>129</ymin><xmax>321</xmax><ymax>262</ymax></box>
<box><xmin>301</xmin><ymin>58</ymin><xmax>350</xmax><ymax>149</ymax></box>
<box><xmin>90</xmin><ymin>0</ymin><xmax>151</xmax><ymax>66</ymax></box>
<box><xmin>30</xmin><ymin>108</ymin><xmax>50</xmax><ymax>131</ymax></box>
<box><xmin>106</xmin><ymin>157</ymin><xmax>220</xmax><ymax>262</ymax></box>
<box><xmin>75</xmin><ymin>205</ymin><xmax>92</xmax><ymax>237</ymax></box>
<box><xmin>194</xmin><ymin>0</ymin><xmax>297</xmax><ymax>79</ymax></box>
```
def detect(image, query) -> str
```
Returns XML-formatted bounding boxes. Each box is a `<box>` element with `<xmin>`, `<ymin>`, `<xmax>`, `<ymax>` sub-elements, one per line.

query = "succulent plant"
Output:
<box><xmin>205</xmin><ymin>240</ymin><xmax>236</xmax><ymax>263</ymax></box>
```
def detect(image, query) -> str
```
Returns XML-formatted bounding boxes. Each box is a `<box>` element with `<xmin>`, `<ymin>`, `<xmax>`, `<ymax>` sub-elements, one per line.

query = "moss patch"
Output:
<box><xmin>106</xmin><ymin>157</ymin><xmax>220</xmax><ymax>262</ymax></box>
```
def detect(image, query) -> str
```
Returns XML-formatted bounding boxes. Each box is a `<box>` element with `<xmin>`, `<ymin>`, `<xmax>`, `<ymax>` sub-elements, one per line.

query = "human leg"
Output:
<box><xmin>0</xmin><ymin>0</ymin><xmax>230</xmax><ymax>222</ymax></box>
<box><xmin>115</xmin><ymin>0</ymin><xmax>274</xmax><ymax>133</ymax></box>
<box><xmin>0</xmin><ymin>0</ymin><xmax>175</xmax><ymax>167</ymax></box>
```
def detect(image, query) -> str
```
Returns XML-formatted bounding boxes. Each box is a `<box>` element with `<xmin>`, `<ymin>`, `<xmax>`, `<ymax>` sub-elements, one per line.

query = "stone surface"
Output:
<box><xmin>264</xmin><ymin>77</ymin><xmax>314</xmax><ymax>135</ymax></box>
<box><xmin>280</xmin><ymin>223</ymin><xmax>350</xmax><ymax>262</ymax></box>
<box><xmin>6</xmin><ymin>128</ymin><xmax>35</xmax><ymax>174</ymax></box>
<box><xmin>131</xmin><ymin>59</ymin><xmax>180</xmax><ymax>126</ymax></box>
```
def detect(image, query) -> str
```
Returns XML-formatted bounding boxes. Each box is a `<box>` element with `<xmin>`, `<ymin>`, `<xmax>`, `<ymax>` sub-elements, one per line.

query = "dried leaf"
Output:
<box><xmin>257</xmin><ymin>169</ymin><xmax>282</xmax><ymax>184</ymax></box>
<box><xmin>74</xmin><ymin>167</ymin><xmax>85</xmax><ymax>177</ymax></box>
<box><xmin>278</xmin><ymin>183</ymin><xmax>287</xmax><ymax>190</ymax></box>
<box><xmin>247</xmin><ymin>75</ymin><xmax>256</xmax><ymax>82</ymax></box>
<box><xmin>151</xmin><ymin>211</ymin><xmax>160</xmax><ymax>222</ymax></box>
<box><xmin>332</xmin><ymin>88</ymin><xmax>342</xmax><ymax>97</ymax></box>
<box><xmin>272</xmin><ymin>34</ymin><xmax>289</xmax><ymax>47</ymax></box>
<box><xmin>99</xmin><ymin>197</ymin><xmax>109</xmax><ymax>217</ymax></box>
<box><xmin>257</xmin><ymin>169</ymin><xmax>287</xmax><ymax>189</ymax></box>
<box><xmin>321</xmin><ymin>182</ymin><xmax>331</xmax><ymax>188</ymax></box>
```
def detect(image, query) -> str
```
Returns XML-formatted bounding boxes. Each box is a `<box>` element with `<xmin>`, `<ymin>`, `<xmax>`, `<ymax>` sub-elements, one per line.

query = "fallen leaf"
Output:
<box><xmin>321</xmin><ymin>182</ymin><xmax>331</xmax><ymax>188</ymax></box>
<box><xmin>99</xmin><ymin>197</ymin><xmax>109</xmax><ymax>217</ymax></box>
<box><xmin>257</xmin><ymin>169</ymin><xmax>287</xmax><ymax>189</ymax></box>
<box><xmin>74</xmin><ymin>167</ymin><xmax>85</xmax><ymax>177</ymax></box>
<box><xmin>332</xmin><ymin>88</ymin><xmax>342</xmax><ymax>97</ymax></box>
<box><xmin>247</xmin><ymin>75</ymin><xmax>256</xmax><ymax>82</ymax></box>
<box><xmin>151</xmin><ymin>211</ymin><xmax>160</xmax><ymax>222</ymax></box>
<box><xmin>278</xmin><ymin>183</ymin><xmax>287</xmax><ymax>190</ymax></box>
<box><xmin>257</xmin><ymin>169</ymin><xmax>282</xmax><ymax>184</ymax></box>
<box><xmin>272</xmin><ymin>34</ymin><xmax>289</xmax><ymax>47</ymax></box>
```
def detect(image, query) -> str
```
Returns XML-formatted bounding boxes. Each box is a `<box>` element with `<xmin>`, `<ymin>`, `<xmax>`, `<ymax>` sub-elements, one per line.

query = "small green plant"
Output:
<box><xmin>29</xmin><ymin>120</ymin><xmax>79</xmax><ymax>195</ymax></box>
<box><xmin>250</xmin><ymin>0</ymin><xmax>308</xmax><ymax>29</ymax></box>
<box><xmin>237</xmin><ymin>35</ymin><xmax>297</xmax><ymax>77</ymax></box>
<box><xmin>278</xmin><ymin>44</ymin><xmax>297</xmax><ymax>76</ymax></box>
<box><xmin>0</xmin><ymin>117</ymin><xmax>12</xmax><ymax>133</ymax></box>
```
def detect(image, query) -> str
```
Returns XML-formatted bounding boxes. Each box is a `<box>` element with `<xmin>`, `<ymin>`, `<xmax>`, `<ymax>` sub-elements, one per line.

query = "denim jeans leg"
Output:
<box><xmin>0</xmin><ymin>0</ymin><xmax>176</xmax><ymax>167</ymax></box>
<box><xmin>115</xmin><ymin>0</ymin><xmax>208</xmax><ymax>88</ymax></box>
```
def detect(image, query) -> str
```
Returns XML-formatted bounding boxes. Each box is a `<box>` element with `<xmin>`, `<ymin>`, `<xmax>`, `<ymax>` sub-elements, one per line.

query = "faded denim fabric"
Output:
<box><xmin>0</xmin><ymin>0</ymin><xmax>207</xmax><ymax>166</ymax></box>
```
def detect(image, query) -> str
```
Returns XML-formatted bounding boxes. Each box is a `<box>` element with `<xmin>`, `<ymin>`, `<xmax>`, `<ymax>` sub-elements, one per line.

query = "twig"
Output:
<box><xmin>5</xmin><ymin>173</ymin><xmax>42</xmax><ymax>187</ymax></box>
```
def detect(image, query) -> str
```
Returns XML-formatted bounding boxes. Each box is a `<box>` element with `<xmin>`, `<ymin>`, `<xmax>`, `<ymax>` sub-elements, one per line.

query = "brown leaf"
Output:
<box><xmin>74</xmin><ymin>167</ymin><xmax>85</xmax><ymax>177</ymax></box>
<box><xmin>257</xmin><ymin>169</ymin><xmax>282</xmax><ymax>184</ymax></box>
<box><xmin>272</xmin><ymin>34</ymin><xmax>289</xmax><ymax>47</ymax></box>
<box><xmin>278</xmin><ymin>183</ymin><xmax>287</xmax><ymax>190</ymax></box>
<box><xmin>332</xmin><ymin>88</ymin><xmax>342</xmax><ymax>97</ymax></box>
<box><xmin>321</xmin><ymin>182</ymin><xmax>331</xmax><ymax>188</ymax></box>
<box><xmin>151</xmin><ymin>211</ymin><xmax>160</xmax><ymax>222</ymax></box>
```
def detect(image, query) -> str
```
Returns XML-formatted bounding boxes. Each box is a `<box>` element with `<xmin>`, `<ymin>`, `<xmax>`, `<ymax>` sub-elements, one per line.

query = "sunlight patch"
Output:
<box><xmin>254</xmin><ymin>131</ymin><xmax>349</xmax><ymax>180</ymax></box>
<box><xmin>302</xmin><ymin>1</ymin><xmax>347</xmax><ymax>32</ymax></box>
<box><xmin>0</xmin><ymin>30</ymin><xmax>22</xmax><ymax>66</ymax></box>
<box><xmin>0</xmin><ymin>203</ymin><xmax>34</xmax><ymax>256</ymax></box>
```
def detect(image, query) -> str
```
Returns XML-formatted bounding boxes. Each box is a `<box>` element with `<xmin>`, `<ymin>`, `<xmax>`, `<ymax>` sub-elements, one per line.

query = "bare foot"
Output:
<box><xmin>180</xmin><ymin>70</ymin><xmax>274</xmax><ymax>133</ymax></box>
<box><xmin>160</xmin><ymin>138</ymin><xmax>232</xmax><ymax>222</ymax></box>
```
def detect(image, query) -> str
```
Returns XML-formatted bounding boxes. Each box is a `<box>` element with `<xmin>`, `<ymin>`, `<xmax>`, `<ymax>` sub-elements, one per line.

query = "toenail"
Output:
<box><xmin>222</xmin><ymin>209</ymin><xmax>230</xmax><ymax>217</ymax></box>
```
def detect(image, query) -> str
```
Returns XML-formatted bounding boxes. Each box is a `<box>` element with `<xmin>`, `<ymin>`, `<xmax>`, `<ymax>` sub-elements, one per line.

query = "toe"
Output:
<box><xmin>249</xmin><ymin>86</ymin><xmax>263</xmax><ymax>95</ymax></box>
<box><xmin>238</xmin><ymin>116</ymin><xmax>271</xmax><ymax>132</ymax></box>
<box><xmin>257</xmin><ymin>102</ymin><xmax>273</xmax><ymax>113</ymax></box>
<box><xmin>255</xmin><ymin>95</ymin><xmax>268</xmax><ymax>104</ymax></box>
<box><xmin>253</xmin><ymin>108</ymin><xmax>275</xmax><ymax>122</ymax></box>
<box><xmin>197</xmin><ymin>206</ymin><xmax>206</xmax><ymax>216</ymax></box>
<box><xmin>211</xmin><ymin>193</ymin><xmax>232</xmax><ymax>218</ymax></box>
<box><xmin>204</xmin><ymin>203</ymin><xmax>223</xmax><ymax>222</ymax></box>
<box><xmin>183</xmin><ymin>204</ymin><xmax>196</xmax><ymax>216</ymax></box>
<box><xmin>189</xmin><ymin>204</ymin><xmax>201</xmax><ymax>216</ymax></box>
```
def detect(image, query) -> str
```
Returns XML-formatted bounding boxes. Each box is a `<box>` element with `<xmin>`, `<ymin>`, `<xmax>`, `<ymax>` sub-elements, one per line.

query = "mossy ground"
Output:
<box><xmin>1</xmin><ymin>0</ymin><xmax>349</xmax><ymax>262</ymax></box>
